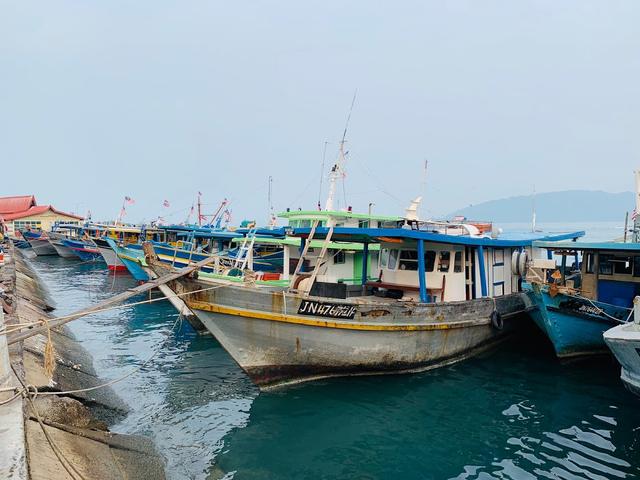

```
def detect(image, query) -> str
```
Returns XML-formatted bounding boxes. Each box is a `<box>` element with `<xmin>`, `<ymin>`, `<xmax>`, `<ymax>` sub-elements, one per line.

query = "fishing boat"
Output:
<box><xmin>604</xmin><ymin>297</ymin><xmax>640</xmax><ymax>396</ymax></box>
<box><xmin>47</xmin><ymin>224</ymin><xmax>82</xmax><ymax>258</ymax></box>
<box><xmin>62</xmin><ymin>238</ymin><xmax>102</xmax><ymax>261</ymax></box>
<box><xmin>147</xmin><ymin>210</ymin><xmax>583</xmax><ymax>389</ymax></box>
<box><xmin>20</xmin><ymin>230</ymin><xmax>57</xmax><ymax>256</ymax></box>
<box><xmin>105</xmin><ymin>238</ymin><xmax>152</xmax><ymax>281</ymax></box>
<box><xmin>524</xmin><ymin>241</ymin><xmax>640</xmax><ymax>358</ymax></box>
<box><xmin>91</xmin><ymin>225</ymin><xmax>161</xmax><ymax>272</ymax></box>
<box><xmin>524</xmin><ymin>171</ymin><xmax>640</xmax><ymax>359</ymax></box>
<box><xmin>47</xmin><ymin>232</ymin><xmax>77</xmax><ymax>258</ymax></box>
<box><xmin>93</xmin><ymin>237</ymin><xmax>127</xmax><ymax>271</ymax></box>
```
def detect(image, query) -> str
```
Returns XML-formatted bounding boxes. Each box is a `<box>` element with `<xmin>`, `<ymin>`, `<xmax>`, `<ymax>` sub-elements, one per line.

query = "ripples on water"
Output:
<box><xmin>30</xmin><ymin>256</ymin><xmax>638</xmax><ymax>480</ymax></box>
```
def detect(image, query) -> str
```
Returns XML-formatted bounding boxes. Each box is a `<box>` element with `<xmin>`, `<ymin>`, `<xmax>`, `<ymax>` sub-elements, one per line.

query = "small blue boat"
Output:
<box><xmin>525</xmin><ymin>241</ymin><xmax>639</xmax><ymax>358</ymax></box>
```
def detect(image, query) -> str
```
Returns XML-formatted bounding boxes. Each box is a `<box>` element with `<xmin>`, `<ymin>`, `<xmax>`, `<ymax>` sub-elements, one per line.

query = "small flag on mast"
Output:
<box><xmin>163</xmin><ymin>200</ymin><xmax>170</xmax><ymax>208</ymax></box>
<box><xmin>124</xmin><ymin>196</ymin><xmax>135</xmax><ymax>205</ymax></box>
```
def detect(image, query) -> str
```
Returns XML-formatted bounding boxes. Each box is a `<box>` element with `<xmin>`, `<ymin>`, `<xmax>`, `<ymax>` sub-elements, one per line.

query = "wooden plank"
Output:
<box><xmin>7</xmin><ymin>248</ymin><xmax>217</xmax><ymax>345</ymax></box>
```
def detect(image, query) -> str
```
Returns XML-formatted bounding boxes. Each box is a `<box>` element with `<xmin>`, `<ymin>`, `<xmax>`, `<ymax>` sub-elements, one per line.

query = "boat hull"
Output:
<box><xmin>526</xmin><ymin>284</ymin><xmax>623</xmax><ymax>358</ymax></box>
<box><xmin>105</xmin><ymin>239</ymin><xmax>149</xmax><ymax>281</ymax></box>
<box><xmin>26</xmin><ymin>237</ymin><xmax>57</xmax><ymax>256</ymax></box>
<box><xmin>21</xmin><ymin>231</ymin><xmax>57</xmax><ymax>255</ymax></box>
<box><xmin>47</xmin><ymin>232</ymin><xmax>78</xmax><ymax>258</ymax></box>
<box><xmin>175</xmin><ymin>277</ymin><xmax>531</xmax><ymax>389</ymax></box>
<box><xmin>62</xmin><ymin>239</ymin><xmax>102</xmax><ymax>262</ymax></box>
<box><xmin>93</xmin><ymin>238</ymin><xmax>127</xmax><ymax>271</ymax></box>
<box><xmin>604</xmin><ymin>322</ymin><xmax>640</xmax><ymax>396</ymax></box>
<box><xmin>49</xmin><ymin>240</ymin><xmax>77</xmax><ymax>258</ymax></box>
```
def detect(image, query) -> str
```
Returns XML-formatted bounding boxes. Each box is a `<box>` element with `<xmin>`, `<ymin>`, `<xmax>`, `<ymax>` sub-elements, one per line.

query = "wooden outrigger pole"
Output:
<box><xmin>7</xmin><ymin>252</ymin><xmax>218</xmax><ymax>345</ymax></box>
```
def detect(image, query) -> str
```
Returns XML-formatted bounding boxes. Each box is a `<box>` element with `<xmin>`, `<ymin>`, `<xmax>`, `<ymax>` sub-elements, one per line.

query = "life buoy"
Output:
<box><xmin>490</xmin><ymin>310</ymin><xmax>503</xmax><ymax>330</ymax></box>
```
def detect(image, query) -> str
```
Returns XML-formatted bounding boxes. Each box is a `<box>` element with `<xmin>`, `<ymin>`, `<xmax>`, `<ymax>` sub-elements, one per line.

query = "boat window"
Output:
<box><xmin>585</xmin><ymin>253</ymin><xmax>595</xmax><ymax>273</ymax></box>
<box><xmin>454</xmin><ymin>251</ymin><xmax>463</xmax><ymax>273</ymax></box>
<box><xmin>634</xmin><ymin>257</ymin><xmax>640</xmax><ymax>277</ymax></box>
<box><xmin>612</xmin><ymin>256</ymin><xmax>633</xmax><ymax>275</ymax></box>
<box><xmin>380</xmin><ymin>248</ymin><xmax>389</xmax><ymax>268</ymax></box>
<box><xmin>389</xmin><ymin>249</ymin><xmax>399</xmax><ymax>270</ymax></box>
<box><xmin>399</xmin><ymin>250</ymin><xmax>419</xmax><ymax>271</ymax></box>
<box><xmin>599</xmin><ymin>254</ymin><xmax>613</xmax><ymax>275</ymax></box>
<box><xmin>425</xmin><ymin>250</ymin><xmax>436</xmax><ymax>272</ymax></box>
<box><xmin>333</xmin><ymin>250</ymin><xmax>345</xmax><ymax>264</ymax></box>
<box><xmin>439</xmin><ymin>251</ymin><xmax>451</xmax><ymax>272</ymax></box>
<box><xmin>358</xmin><ymin>220</ymin><xmax>370</xmax><ymax>228</ymax></box>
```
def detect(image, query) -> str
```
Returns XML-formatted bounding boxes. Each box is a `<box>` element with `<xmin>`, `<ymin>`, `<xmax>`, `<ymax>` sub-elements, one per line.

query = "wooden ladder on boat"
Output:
<box><xmin>289</xmin><ymin>219</ymin><xmax>334</xmax><ymax>296</ymax></box>
<box><xmin>233</xmin><ymin>228</ymin><xmax>257</xmax><ymax>271</ymax></box>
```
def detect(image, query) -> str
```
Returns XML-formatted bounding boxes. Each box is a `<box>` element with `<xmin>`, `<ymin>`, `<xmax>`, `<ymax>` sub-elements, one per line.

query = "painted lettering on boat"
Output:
<box><xmin>297</xmin><ymin>300</ymin><xmax>357</xmax><ymax>319</ymax></box>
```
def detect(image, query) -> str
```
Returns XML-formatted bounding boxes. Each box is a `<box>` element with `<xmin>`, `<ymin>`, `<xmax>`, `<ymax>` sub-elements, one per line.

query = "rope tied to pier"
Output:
<box><xmin>42</xmin><ymin>317</ymin><xmax>56</xmax><ymax>380</ymax></box>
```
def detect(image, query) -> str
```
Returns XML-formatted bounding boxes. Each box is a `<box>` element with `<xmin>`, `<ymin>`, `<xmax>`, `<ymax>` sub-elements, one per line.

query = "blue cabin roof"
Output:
<box><xmin>533</xmin><ymin>240</ymin><xmax>640</xmax><ymax>252</ymax></box>
<box><xmin>292</xmin><ymin>227</ymin><xmax>585</xmax><ymax>248</ymax></box>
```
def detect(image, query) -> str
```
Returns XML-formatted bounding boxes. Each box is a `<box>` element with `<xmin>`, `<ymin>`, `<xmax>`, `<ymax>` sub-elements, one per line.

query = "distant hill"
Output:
<box><xmin>449</xmin><ymin>190</ymin><xmax>634</xmax><ymax>222</ymax></box>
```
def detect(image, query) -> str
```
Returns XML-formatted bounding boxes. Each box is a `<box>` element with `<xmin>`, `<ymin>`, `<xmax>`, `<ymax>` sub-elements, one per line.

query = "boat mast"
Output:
<box><xmin>531</xmin><ymin>185</ymin><xmax>537</xmax><ymax>232</ymax></box>
<box><xmin>634</xmin><ymin>170</ymin><xmax>640</xmax><ymax>242</ymax></box>
<box><xmin>197</xmin><ymin>192</ymin><xmax>202</xmax><ymax>227</ymax></box>
<box><xmin>325</xmin><ymin>91</ymin><xmax>356</xmax><ymax>212</ymax></box>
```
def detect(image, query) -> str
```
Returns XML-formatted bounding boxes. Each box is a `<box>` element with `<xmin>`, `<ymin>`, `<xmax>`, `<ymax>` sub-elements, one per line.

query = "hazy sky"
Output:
<box><xmin>2</xmin><ymin>1</ymin><xmax>639</xmax><ymax>225</ymax></box>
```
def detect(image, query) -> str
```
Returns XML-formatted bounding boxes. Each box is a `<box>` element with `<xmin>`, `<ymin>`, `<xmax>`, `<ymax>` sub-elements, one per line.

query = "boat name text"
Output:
<box><xmin>298</xmin><ymin>300</ymin><xmax>357</xmax><ymax>319</ymax></box>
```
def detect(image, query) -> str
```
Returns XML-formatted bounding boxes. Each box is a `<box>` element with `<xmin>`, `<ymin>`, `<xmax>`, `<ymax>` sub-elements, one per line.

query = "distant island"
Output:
<box><xmin>448</xmin><ymin>190</ymin><xmax>634</xmax><ymax>222</ymax></box>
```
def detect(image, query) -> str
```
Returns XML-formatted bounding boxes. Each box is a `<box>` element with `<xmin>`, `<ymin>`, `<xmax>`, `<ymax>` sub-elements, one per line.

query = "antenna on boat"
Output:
<box><xmin>531</xmin><ymin>185</ymin><xmax>537</xmax><ymax>232</ymax></box>
<box><xmin>318</xmin><ymin>141</ymin><xmax>329</xmax><ymax>210</ymax></box>
<box><xmin>325</xmin><ymin>90</ymin><xmax>357</xmax><ymax>211</ymax></box>
<box><xmin>421</xmin><ymin>159</ymin><xmax>428</xmax><ymax>219</ymax></box>
<box><xmin>633</xmin><ymin>170</ymin><xmax>640</xmax><ymax>242</ymax></box>
<box><xmin>268</xmin><ymin>176</ymin><xmax>276</xmax><ymax>227</ymax></box>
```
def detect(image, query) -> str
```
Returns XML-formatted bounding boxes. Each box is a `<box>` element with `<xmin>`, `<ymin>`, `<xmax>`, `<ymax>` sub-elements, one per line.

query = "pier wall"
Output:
<box><xmin>0</xmin><ymin>241</ymin><xmax>166</xmax><ymax>479</ymax></box>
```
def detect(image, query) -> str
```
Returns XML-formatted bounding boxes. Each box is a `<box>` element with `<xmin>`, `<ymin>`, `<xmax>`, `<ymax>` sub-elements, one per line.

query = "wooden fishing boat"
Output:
<box><xmin>20</xmin><ymin>230</ymin><xmax>57</xmax><ymax>256</ymax></box>
<box><xmin>147</xmin><ymin>214</ymin><xmax>583</xmax><ymax>389</ymax></box>
<box><xmin>47</xmin><ymin>231</ymin><xmax>78</xmax><ymax>258</ymax></box>
<box><xmin>525</xmin><ymin>240</ymin><xmax>640</xmax><ymax>358</ymax></box>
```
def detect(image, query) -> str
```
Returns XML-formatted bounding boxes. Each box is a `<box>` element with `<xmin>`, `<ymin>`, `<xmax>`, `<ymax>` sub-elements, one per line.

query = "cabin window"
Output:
<box><xmin>333</xmin><ymin>250</ymin><xmax>345</xmax><ymax>264</ymax></box>
<box><xmin>425</xmin><ymin>250</ymin><xmax>436</xmax><ymax>272</ymax></box>
<box><xmin>438</xmin><ymin>251</ymin><xmax>451</xmax><ymax>272</ymax></box>
<box><xmin>399</xmin><ymin>250</ymin><xmax>419</xmax><ymax>271</ymax></box>
<box><xmin>599</xmin><ymin>254</ymin><xmax>613</xmax><ymax>275</ymax></box>
<box><xmin>454</xmin><ymin>251</ymin><xmax>463</xmax><ymax>273</ymax></box>
<box><xmin>358</xmin><ymin>220</ymin><xmax>369</xmax><ymax>228</ymax></box>
<box><xmin>612</xmin><ymin>256</ymin><xmax>633</xmax><ymax>275</ymax></box>
<box><xmin>389</xmin><ymin>249</ymin><xmax>399</xmax><ymax>270</ymax></box>
<box><xmin>380</xmin><ymin>248</ymin><xmax>389</xmax><ymax>268</ymax></box>
<box><xmin>585</xmin><ymin>253</ymin><xmax>595</xmax><ymax>274</ymax></box>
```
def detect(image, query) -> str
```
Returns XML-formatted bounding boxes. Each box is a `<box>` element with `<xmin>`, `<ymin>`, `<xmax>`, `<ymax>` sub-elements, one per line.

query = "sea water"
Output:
<box><xmin>27</xmin><ymin>222</ymin><xmax>639</xmax><ymax>479</ymax></box>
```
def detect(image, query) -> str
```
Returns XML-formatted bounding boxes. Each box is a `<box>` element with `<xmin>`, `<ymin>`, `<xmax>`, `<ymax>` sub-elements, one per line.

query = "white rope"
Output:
<box><xmin>0</xmin><ymin>283</ymin><xmax>224</xmax><ymax>337</ymax></box>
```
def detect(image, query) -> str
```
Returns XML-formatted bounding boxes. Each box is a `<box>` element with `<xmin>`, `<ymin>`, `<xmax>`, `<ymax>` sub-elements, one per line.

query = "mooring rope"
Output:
<box><xmin>10</xmin><ymin>362</ymin><xmax>91</xmax><ymax>480</ymax></box>
<box><xmin>0</xmin><ymin>283</ymin><xmax>225</xmax><ymax>337</ymax></box>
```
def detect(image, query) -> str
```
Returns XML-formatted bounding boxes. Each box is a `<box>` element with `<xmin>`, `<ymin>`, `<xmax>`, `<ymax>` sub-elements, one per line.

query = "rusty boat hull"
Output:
<box><xmin>174</xmin><ymin>276</ymin><xmax>533</xmax><ymax>389</ymax></box>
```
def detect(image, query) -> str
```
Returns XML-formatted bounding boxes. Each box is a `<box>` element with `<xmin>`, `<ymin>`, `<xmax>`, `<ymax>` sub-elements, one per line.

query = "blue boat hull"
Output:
<box><xmin>62</xmin><ymin>239</ymin><xmax>102</xmax><ymax>262</ymax></box>
<box><xmin>526</xmin><ymin>283</ymin><xmax>625</xmax><ymax>358</ymax></box>
<box><xmin>105</xmin><ymin>239</ymin><xmax>149</xmax><ymax>282</ymax></box>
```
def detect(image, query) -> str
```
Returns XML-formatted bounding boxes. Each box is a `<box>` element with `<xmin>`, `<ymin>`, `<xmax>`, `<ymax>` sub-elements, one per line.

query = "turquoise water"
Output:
<box><xmin>27</xmin><ymin>222</ymin><xmax>639</xmax><ymax>479</ymax></box>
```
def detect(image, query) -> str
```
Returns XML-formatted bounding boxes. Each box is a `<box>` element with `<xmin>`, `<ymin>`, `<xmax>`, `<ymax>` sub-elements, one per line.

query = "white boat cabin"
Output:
<box><xmin>375</xmin><ymin>241</ymin><xmax>521</xmax><ymax>302</ymax></box>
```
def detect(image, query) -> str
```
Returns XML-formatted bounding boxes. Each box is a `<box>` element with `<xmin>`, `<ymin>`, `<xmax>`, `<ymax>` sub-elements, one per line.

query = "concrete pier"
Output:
<box><xmin>0</xmin><ymin>241</ymin><xmax>166</xmax><ymax>479</ymax></box>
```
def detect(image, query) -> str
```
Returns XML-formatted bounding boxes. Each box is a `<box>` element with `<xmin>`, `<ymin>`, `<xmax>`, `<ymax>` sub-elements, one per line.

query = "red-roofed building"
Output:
<box><xmin>0</xmin><ymin>195</ymin><xmax>36</xmax><ymax>214</ymax></box>
<box><xmin>0</xmin><ymin>195</ymin><xmax>83</xmax><ymax>237</ymax></box>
